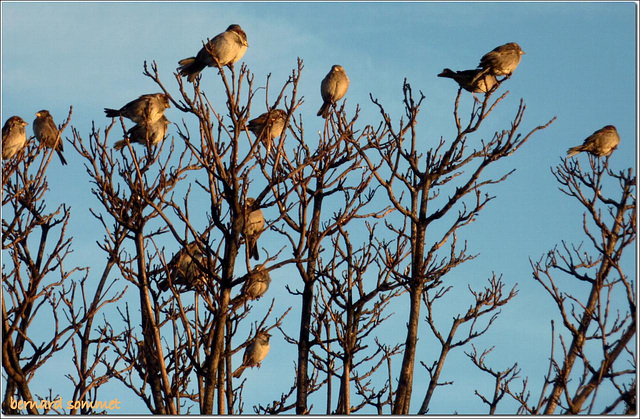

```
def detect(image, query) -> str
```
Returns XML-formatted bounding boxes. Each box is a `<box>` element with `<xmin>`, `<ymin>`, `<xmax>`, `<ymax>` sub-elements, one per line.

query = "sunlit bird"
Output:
<box><xmin>33</xmin><ymin>110</ymin><xmax>67</xmax><ymax>165</ymax></box>
<box><xmin>567</xmin><ymin>125</ymin><xmax>620</xmax><ymax>157</ymax></box>
<box><xmin>244</xmin><ymin>198</ymin><xmax>265</xmax><ymax>261</ymax></box>
<box><xmin>104</xmin><ymin>93</ymin><xmax>170</xmax><ymax>124</ymax></box>
<box><xmin>232</xmin><ymin>331</ymin><xmax>271</xmax><ymax>378</ymax></box>
<box><xmin>241</xmin><ymin>264</ymin><xmax>271</xmax><ymax>301</ymax></box>
<box><xmin>158</xmin><ymin>242</ymin><xmax>207</xmax><ymax>291</ymax></box>
<box><xmin>317</xmin><ymin>65</ymin><xmax>350</xmax><ymax>119</ymax></box>
<box><xmin>178</xmin><ymin>24</ymin><xmax>248</xmax><ymax>82</ymax></box>
<box><xmin>114</xmin><ymin>116</ymin><xmax>169</xmax><ymax>150</ymax></box>
<box><xmin>471</xmin><ymin>42</ymin><xmax>525</xmax><ymax>85</ymax></box>
<box><xmin>247</xmin><ymin>109</ymin><xmax>287</xmax><ymax>156</ymax></box>
<box><xmin>2</xmin><ymin>116</ymin><xmax>29</xmax><ymax>160</ymax></box>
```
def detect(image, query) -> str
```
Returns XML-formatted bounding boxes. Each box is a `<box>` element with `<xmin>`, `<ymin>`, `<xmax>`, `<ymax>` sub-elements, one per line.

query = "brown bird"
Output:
<box><xmin>114</xmin><ymin>116</ymin><xmax>169</xmax><ymax>150</ymax></box>
<box><xmin>232</xmin><ymin>331</ymin><xmax>271</xmax><ymax>378</ymax></box>
<box><xmin>178</xmin><ymin>24</ymin><xmax>248</xmax><ymax>82</ymax></box>
<box><xmin>2</xmin><ymin>116</ymin><xmax>29</xmax><ymax>160</ymax></box>
<box><xmin>317</xmin><ymin>65</ymin><xmax>350</xmax><ymax>119</ymax></box>
<box><xmin>241</xmin><ymin>265</ymin><xmax>271</xmax><ymax>301</ymax></box>
<box><xmin>33</xmin><ymin>110</ymin><xmax>67</xmax><ymax>165</ymax></box>
<box><xmin>244</xmin><ymin>198</ymin><xmax>265</xmax><ymax>260</ymax></box>
<box><xmin>437</xmin><ymin>68</ymin><xmax>497</xmax><ymax>93</ymax></box>
<box><xmin>567</xmin><ymin>125</ymin><xmax>620</xmax><ymax>157</ymax></box>
<box><xmin>477</xmin><ymin>42</ymin><xmax>525</xmax><ymax>77</ymax></box>
<box><xmin>104</xmin><ymin>93</ymin><xmax>170</xmax><ymax>124</ymax></box>
<box><xmin>158</xmin><ymin>242</ymin><xmax>207</xmax><ymax>291</ymax></box>
<box><xmin>247</xmin><ymin>109</ymin><xmax>286</xmax><ymax>155</ymax></box>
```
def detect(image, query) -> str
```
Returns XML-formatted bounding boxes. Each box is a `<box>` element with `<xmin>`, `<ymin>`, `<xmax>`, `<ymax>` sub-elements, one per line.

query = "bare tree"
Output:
<box><xmin>418</xmin><ymin>274</ymin><xmax>518</xmax><ymax>413</ymax></box>
<box><xmin>9</xmin><ymin>43</ymin><xmax>633</xmax><ymax>417</ymax></box>
<box><xmin>250</xmin><ymin>91</ymin><xmax>395</xmax><ymax>413</ymax></box>
<box><xmin>350</xmin><ymin>79</ymin><xmax>555</xmax><ymax>414</ymax></box>
<box><xmin>69</xmin><ymin>56</ymin><xmax>313</xmax><ymax>414</ymax></box>
<box><xmin>465</xmin><ymin>344</ymin><xmax>520</xmax><ymax>414</ymax></box>
<box><xmin>311</xmin><ymin>225</ymin><xmax>404</xmax><ymax>414</ymax></box>
<box><xmin>2</xmin><ymin>108</ymin><xmax>122</xmax><ymax>414</ymax></box>
<box><xmin>505</xmin><ymin>156</ymin><xmax>636</xmax><ymax>415</ymax></box>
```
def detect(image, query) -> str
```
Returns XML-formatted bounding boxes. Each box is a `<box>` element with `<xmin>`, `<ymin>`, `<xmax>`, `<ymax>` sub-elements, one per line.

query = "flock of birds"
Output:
<box><xmin>1</xmin><ymin>24</ymin><xmax>622</xmax><ymax>377</ymax></box>
<box><xmin>2</xmin><ymin>24</ymin><xmax>621</xmax><ymax>164</ymax></box>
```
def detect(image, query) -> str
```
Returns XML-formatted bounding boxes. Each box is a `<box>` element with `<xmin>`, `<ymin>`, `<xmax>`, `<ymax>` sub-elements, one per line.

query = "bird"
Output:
<box><xmin>567</xmin><ymin>125</ymin><xmax>620</xmax><ymax>157</ymax></box>
<box><xmin>241</xmin><ymin>265</ymin><xmax>271</xmax><ymax>301</ymax></box>
<box><xmin>437</xmin><ymin>68</ymin><xmax>497</xmax><ymax>93</ymax></box>
<box><xmin>104</xmin><ymin>93</ymin><xmax>170</xmax><ymax>124</ymax></box>
<box><xmin>246</xmin><ymin>109</ymin><xmax>286</xmax><ymax>155</ymax></box>
<box><xmin>178</xmin><ymin>24</ymin><xmax>248</xmax><ymax>82</ymax></box>
<box><xmin>244</xmin><ymin>198</ymin><xmax>265</xmax><ymax>260</ymax></box>
<box><xmin>232</xmin><ymin>331</ymin><xmax>271</xmax><ymax>378</ymax></box>
<box><xmin>474</xmin><ymin>42</ymin><xmax>525</xmax><ymax>82</ymax></box>
<box><xmin>317</xmin><ymin>65</ymin><xmax>350</xmax><ymax>119</ymax></box>
<box><xmin>158</xmin><ymin>242</ymin><xmax>207</xmax><ymax>291</ymax></box>
<box><xmin>33</xmin><ymin>110</ymin><xmax>67</xmax><ymax>165</ymax></box>
<box><xmin>2</xmin><ymin>116</ymin><xmax>29</xmax><ymax>160</ymax></box>
<box><xmin>114</xmin><ymin>116</ymin><xmax>169</xmax><ymax>150</ymax></box>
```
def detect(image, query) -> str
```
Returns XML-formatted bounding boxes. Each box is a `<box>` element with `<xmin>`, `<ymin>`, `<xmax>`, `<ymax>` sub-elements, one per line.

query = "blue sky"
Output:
<box><xmin>1</xmin><ymin>1</ymin><xmax>637</xmax><ymax>414</ymax></box>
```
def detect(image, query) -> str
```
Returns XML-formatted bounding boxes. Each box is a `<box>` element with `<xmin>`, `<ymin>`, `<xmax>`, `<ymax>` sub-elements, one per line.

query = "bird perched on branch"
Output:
<box><xmin>247</xmin><ymin>109</ymin><xmax>286</xmax><ymax>155</ymax></box>
<box><xmin>471</xmin><ymin>42</ymin><xmax>525</xmax><ymax>86</ymax></box>
<box><xmin>241</xmin><ymin>265</ymin><xmax>271</xmax><ymax>301</ymax></box>
<box><xmin>567</xmin><ymin>125</ymin><xmax>620</xmax><ymax>158</ymax></box>
<box><xmin>437</xmin><ymin>68</ymin><xmax>497</xmax><ymax>93</ymax></box>
<box><xmin>2</xmin><ymin>116</ymin><xmax>28</xmax><ymax>160</ymax></box>
<box><xmin>232</xmin><ymin>331</ymin><xmax>271</xmax><ymax>378</ymax></box>
<box><xmin>33</xmin><ymin>110</ymin><xmax>67</xmax><ymax>165</ymax></box>
<box><xmin>104</xmin><ymin>93</ymin><xmax>170</xmax><ymax>124</ymax></box>
<box><xmin>243</xmin><ymin>198</ymin><xmax>265</xmax><ymax>260</ymax></box>
<box><xmin>247</xmin><ymin>109</ymin><xmax>287</xmax><ymax>156</ymax></box>
<box><xmin>178</xmin><ymin>24</ymin><xmax>248</xmax><ymax>82</ymax></box>
<box><xmin>114</xmin><ymin>116</ymin><xmax>169</xmax><ymax>150</ymax></box>
<box><xmin>317</xmin><ymin>65</ymin><xmax>350</xmax><ymax>119</ymax></box>
<box><xmin>158</xmin><ymin>242</ymin><xmax>207</xmax><ymax>291</ymax></box>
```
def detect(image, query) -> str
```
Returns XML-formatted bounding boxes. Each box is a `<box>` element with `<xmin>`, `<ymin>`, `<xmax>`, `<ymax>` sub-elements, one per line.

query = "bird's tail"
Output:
<box><xmin>114</xmin><ymin>139</ymin><xmax>128</xmax><ymax>150</ymax></box>
<box><xmin>317</xmin><ymin>102</ymin><xmax>331</xmax><ymax>119</ymax></box>
<box><xmin>250</xmin><ymin>240</ymin><xmax>260</xmax><ymax>261</ymax></box>
<box><xmin>56</xmin><ymin>150</ymin><xmax>68</xmax><ymax>165</ymax></box>
<box><xmin>178</xmin><ymin>57</ymin><xmax>204</xmax><ymax>83</ymax></box>
<box><xmin>232</xmin><ymin>365</ymin><xmax>245</xmax><ymax>378</ymax></box>
<box><xmin>104</xmin><ymin>108</ymin><xmax>121</xmax><ymax>118</ymax></box>
<box><xmin>437</xmin><ymin>68</ymin><xmax>455</xmax><ymax>79</ymax></box>
<box><xmin>567</xmin><ymin>146</ymin><xmax>582</xmax><ymax>157</ymax></box>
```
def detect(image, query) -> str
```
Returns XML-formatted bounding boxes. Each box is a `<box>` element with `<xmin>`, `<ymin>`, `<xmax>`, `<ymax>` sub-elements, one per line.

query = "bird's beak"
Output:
<box><xmin>23</xmin><ymin>121</ymin><xmax>29</xmax><ymax>126</ymax></box>
<box><xmin>35</xmin><ymin>112</ymin><xmax>40</xmax><ymax>117</ymax></box>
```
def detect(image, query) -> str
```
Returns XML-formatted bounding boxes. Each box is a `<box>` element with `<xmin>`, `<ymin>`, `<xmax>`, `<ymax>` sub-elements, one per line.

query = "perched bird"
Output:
<box><xmin>437</xmin><ymin>68</ymin><xmax>497</xmax><ymax>93</ymax></box>
<box><xmin>114</xmin><ymin>116</ymin><xmax>169</xmax><ymax>150</ymax></box>
<box><xmin>317</xmin><ymin>65</ymin><xmax>350</xmax><ymax>119</ymax></box>
<box><xmin>232</xmin><ymin>331</ymin><xmax>271</xmax><ymax>378</ymax></box>
<box><xmin>241</xmin><ymin>265</ymin><xmax>271</xmax><ymax>301</ymax></box>
<box><xmin>244</xmin><ymin>198</ymin><xmax>265</xmax><ymax>260</ymax></box>
<box><xmin>33</xmin><ymin>110</ymin><xmax>67</xmax><ymax>165</ymax></box>
<box><xmin>104</xmin><ymin>93</ymin><xmax>170</xmax><ymax>124</ymax></box>
<box><xmin>158</xmin><ymin>242</ymin><xmax>206</xmax><ymax>291</ymax></box>
<box><xmin>2</xmin><ymin>116</ymin><xmax>29</xmax><ymax>160</ymax></box>
<box><xmin>178</xmin><ymin>24</ymin><xmax>249</xmax><ymax>82</ymax></box>
<box><xmin>247</xmin><ymin>109</ymin><xmax>286</xmax><ymax>155</ymax></box>
<box><xmin>475</xmin><ymin>42</ymin><xmax>525</xmax><ymax>79</ymax></box>
<box><xmin>567</xmin><ymin>125</ymin><xmax>620</xmax><ymax>157</ymax></box>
